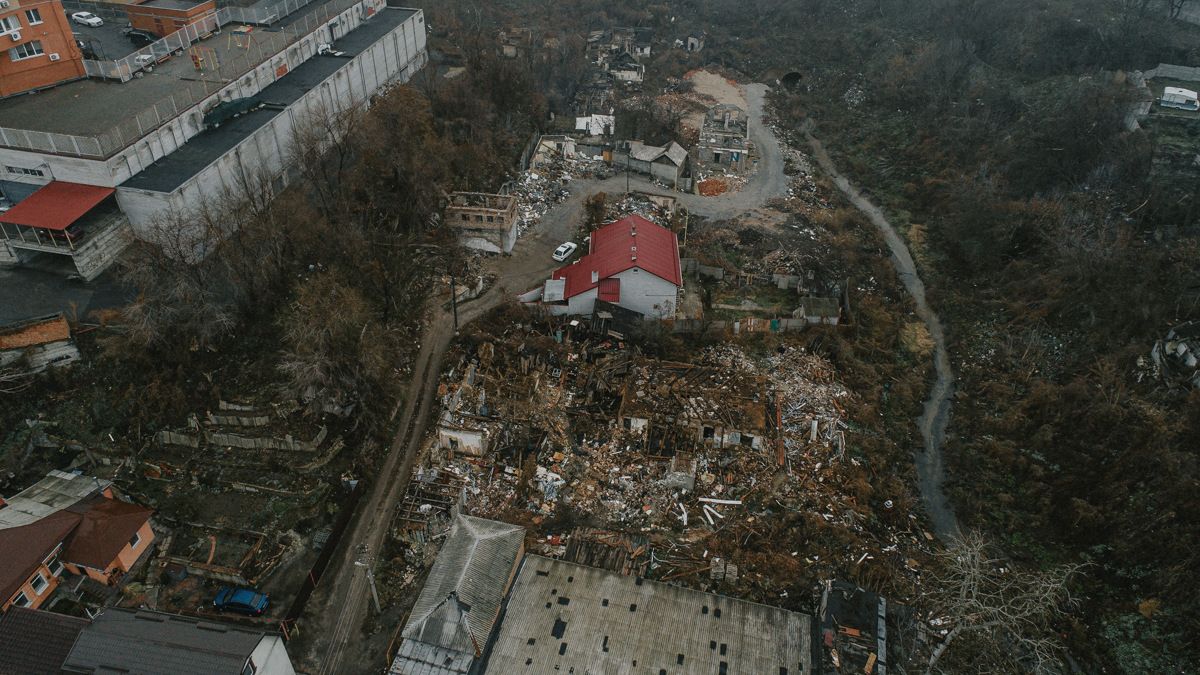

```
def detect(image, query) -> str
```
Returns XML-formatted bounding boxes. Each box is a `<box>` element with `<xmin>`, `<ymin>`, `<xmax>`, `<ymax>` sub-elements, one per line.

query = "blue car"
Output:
<box><xmin>213</xmin><ymin>587</ymin><xmax>269</xmax><ymax>616</ymax></box>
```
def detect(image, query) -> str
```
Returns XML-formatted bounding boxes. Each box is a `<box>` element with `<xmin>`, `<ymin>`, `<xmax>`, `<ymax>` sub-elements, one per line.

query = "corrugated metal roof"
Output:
<box><xmin>61</xmin><ymin>608</ymin><xmax>273</xmax><ymax>675</ymax></box>
<box><xmin>551</xmin><ymin>216</ymin><xmax>681</xmax><ymax>300</ymax></box>
<box><xmin>486</xmin><ymin>555</ymin><xmax>814</xmax><ymax>675</ymax></box>
<box><xmin>0</xmin><ymin>470</ymin><xmax>111</xmax><ymax>530</ymax></box>
<box><xmin>391</xmin><ymin>516</ymin><xmax>524</xmax><ymax>675</ymax></box>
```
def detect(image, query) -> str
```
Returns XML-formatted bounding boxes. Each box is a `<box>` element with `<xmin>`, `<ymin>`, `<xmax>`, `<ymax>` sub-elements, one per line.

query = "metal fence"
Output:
<box><xmin>0</xmin><ymin>0</ymin><xmax>375</xmax><ymax>159</ymax></box>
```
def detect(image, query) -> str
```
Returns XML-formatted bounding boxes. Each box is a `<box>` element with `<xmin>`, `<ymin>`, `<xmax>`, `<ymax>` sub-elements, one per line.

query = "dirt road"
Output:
<box><xmin>805</xmin><ymin>132</ymin><xmax>960</xmax><ymax>541</ymax></box>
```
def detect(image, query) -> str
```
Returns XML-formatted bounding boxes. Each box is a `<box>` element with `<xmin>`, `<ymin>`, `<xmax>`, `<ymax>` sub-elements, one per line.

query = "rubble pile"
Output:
<box><xmin>390</xmin><ymin>315</ymin><xmax>934</xmax><ymax>605</ymax></box>
<box><xmin>1142</xmin><ymin>321</ymin><xmax>1200</xmax><ymax>389</ymax></box>
<box><xmin>607</xmin><ymin>193</ymin><xmax>672</xmax><ymax>225</ymax></box>
<box><xmin>510</xmin><ymin>169</ymin><xmax>570</xmax><ymax>236</ymax></box>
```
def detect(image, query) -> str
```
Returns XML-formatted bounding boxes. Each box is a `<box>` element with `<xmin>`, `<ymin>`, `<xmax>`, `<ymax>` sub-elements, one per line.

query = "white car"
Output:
<box><xmin>552</xmin><ymin>242</ymin><xmax>578</xmax><ymax>262</ymax></box>
<box><xmin>71</xmin><ymin>12</ymin><xmax>104</xmax><ymax>27</ymax></box>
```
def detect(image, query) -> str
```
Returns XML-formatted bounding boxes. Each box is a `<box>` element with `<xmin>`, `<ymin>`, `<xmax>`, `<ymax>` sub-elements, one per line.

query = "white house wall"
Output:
<box><xmin>249</xmin><ymin>636</ymin><xmax>297</xmax><ymax>675</ymax></box>
<box><xmin>116</xmin><ymin>8</ymin><xmax>427</xmax><ymax>242</ymax></box>
<box><xmin>612</xmin><ymin>267</ymin><xmax>677</xmax><ymax>317</ymax></box>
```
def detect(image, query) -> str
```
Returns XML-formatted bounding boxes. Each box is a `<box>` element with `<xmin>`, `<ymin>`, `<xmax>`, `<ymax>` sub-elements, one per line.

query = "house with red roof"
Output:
<box><xmin>0</xmin><ymin>470</ymin><xmax>155</xmax><ymax>613</ymax></box>
<box><xmin>530</xmin><ymin>215</ymin><xmax>682</xmax><ymax>318</ymax></box>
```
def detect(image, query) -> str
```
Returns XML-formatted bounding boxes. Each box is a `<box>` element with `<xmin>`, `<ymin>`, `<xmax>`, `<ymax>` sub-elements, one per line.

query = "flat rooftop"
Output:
<box><xmin>0</xmin><ymin>0</ymin><xmax>362</xmax><ymax>139</ymax></box>
<box><xmin>121</xmin><ymin>7</ymin><xmax>417</xmax><ymax>193</ymax></box>
<box><xmin>485</xmin><ymin>555</ymin><xmax>814</xmax><ymax>675</ymax></box>
<box><xmin>141</xmin><ymin>0</ymin><xmax>210</xmax><ymax>9</ymax></box>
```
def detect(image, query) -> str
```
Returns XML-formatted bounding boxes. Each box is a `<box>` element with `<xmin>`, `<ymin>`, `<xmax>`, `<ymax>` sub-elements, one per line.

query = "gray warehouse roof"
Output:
<box><xmin>121</xmin><ymin>6</ymin><xmax>418</xmax><ymax>194</ymax></box>
<box><xmin>485</xmin><ymin>555</ymin><xmax>815</xmax><ymax>675</ymax></box>
<box><xmin>61</xmin><ymin>608</ymin><xmax>272</xmax><ymax>675</ymax></box>
<box><xmin>390</xmin><ymin>515</ymin><xmax>525</xmax><ymax>675</ymax></box>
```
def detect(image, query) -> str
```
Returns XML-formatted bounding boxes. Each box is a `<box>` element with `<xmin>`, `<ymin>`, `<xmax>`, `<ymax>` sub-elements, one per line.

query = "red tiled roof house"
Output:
<box><xmin>536</xmin><ymin>215</ymin><xmax>682</xmax><ymax>318</ymax></box>
<box><xmin>0</xmin><ymin>471</ymin><xmax>154</xmax><ymax>612</ymax></box>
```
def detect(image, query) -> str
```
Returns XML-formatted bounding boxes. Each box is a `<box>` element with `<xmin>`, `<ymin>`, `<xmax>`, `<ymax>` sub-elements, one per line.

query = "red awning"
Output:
<box><xmin>0</xmin><ymin>182</ymin><xmax>115</xmax><ymax>231</ymax></box>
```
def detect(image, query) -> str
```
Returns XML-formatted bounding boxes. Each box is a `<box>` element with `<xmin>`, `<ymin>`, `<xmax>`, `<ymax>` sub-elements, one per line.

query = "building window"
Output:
<box><xmin>7</xmin><ymin>166</ymin><xmax>45</xmax><ymax>177</ymax></box>
<box><xmin>24</xmin><ymin>9</ymin><xmax>42</xmax><ymax>25</ymax></box>
<box><xmin>8</xmin><ymin>41</ymin><xmax>45</xmax><ymax>62</ymax></box>
<box><xmin>30</xmin><ymin>573</ymin><xmax>48</xmax><ymax>595</ymax></box>
<box><xmin>12</xmin><ymin>592</ymin><xmax>30</xmax><ymax>608</ymax></box>
<box><xmin>129</xmin><ymin>532</ymin><xmax>141</xmax><ymax>549</ymax></box>
<box><xmin>45</xmin><ymin>553</ymin><xmax>63</xmax><ymax>577</ymax></box>
<box><xmin>0</xmin><ymin>16</ymin><xmax>18</xmax><ymax>34</ymax></box>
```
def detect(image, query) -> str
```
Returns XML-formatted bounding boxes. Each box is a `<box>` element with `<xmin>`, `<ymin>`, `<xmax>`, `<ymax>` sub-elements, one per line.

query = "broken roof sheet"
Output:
<box><xmin>393</xmin><ymin>515</ymin><xmax>524</xmax><ymax>673</ymax></box>
<box><xmin>0</xmin><ymin>470</ymin><xmax>110</xmax><ymax>530</ymax></box>
<box><xmin>485</xmin><ymin>555</ymin><xmax>814</xmax><ymax>674</ymax></box>
<box><xmin>551</xmin><ymin>215</ymin><xmax>681</xmax><ymax>299</ymax></box>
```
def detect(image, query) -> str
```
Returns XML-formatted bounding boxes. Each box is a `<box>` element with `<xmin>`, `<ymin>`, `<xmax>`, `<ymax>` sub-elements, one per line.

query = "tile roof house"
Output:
<box><xmin>389</xmin><ymin>515</ymin><xmax>525</xmax><ymax>675</ymax></box>
<box><xmin>0</xmin><ymin>606</ymin><xmax>297</xmax><ymax>675</ymax></box>
<box><xmin>614</xmin><ymin>140</ymin><xmax>692</xmax><ymax>190</ymax></box>
<box><xmin>531</xmin><ymin>215</ymin><xmax>681</xmax><ymax>319</ymax></box>
<box><xmin>0</xmin><ymin>470</ymin><xmax>155</xmax><ymax>613</ymax></box>
<box><xmin>0</xmin><ymin>606</ymin><xmax>89</xmax><ymax>675</ymax></box>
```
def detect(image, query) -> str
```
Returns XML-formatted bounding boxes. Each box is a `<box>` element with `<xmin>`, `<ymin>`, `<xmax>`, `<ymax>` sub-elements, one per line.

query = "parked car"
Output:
<box><xmin>52</xmin><ymin>224</ymin><xmax>87</xmax><ymax>244</ymax></box>
<box><xmin>71</xmin><ymin>12</ymin><xmax>103</xmax><ymax>27</ymax></box>
<box><xmin>203</xmin><ymin>97</ymin><xmax>264</xmax><ymax>129</ymax></box>
<box><xmin>213</xmin><ymin>587</ymin><xmax>269</xmax><ymax>616</ymax></box>
<box><xmin>552</xmin><ymin>241</ymin><xmax>578</xmax><ymax>262</ymax></box>
<box><xmin>125</xmin><ymin>28</ymin><xmax>157</xmax><ymax>48</ymax></box>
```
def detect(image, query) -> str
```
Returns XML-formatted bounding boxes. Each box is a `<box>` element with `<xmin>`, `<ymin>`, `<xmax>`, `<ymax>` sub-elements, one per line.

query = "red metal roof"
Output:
<box><xmin>552</xmin><ymin>215</ymin><xmax>681</xmax><ymax>299</ymax></box>
<box><xmin>0</xmin><ymin>182</ymin><xmax>114</xmax><ymax>231</ymax></box>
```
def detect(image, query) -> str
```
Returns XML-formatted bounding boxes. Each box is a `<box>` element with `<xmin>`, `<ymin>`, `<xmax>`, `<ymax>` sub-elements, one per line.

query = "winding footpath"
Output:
<box><xmin>805</xmin><ymin>132</ymin><xmax>960</xmax><ymax>540</ymax></box>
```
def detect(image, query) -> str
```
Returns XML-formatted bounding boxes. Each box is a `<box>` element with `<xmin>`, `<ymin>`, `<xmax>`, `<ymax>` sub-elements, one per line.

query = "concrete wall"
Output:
<box><xmin>437</xmin><ymin>425</ymin><xmax>485</xmax><ymax>456</ymax></box>
<box><xmin>118</xmin><ymin>7</ymin><xmax>428</xmax><ymax>242</ymax></box>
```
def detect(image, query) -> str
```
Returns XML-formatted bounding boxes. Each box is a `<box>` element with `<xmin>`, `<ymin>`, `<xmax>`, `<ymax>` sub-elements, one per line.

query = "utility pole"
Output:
<box><xmin>449</xmin><ymin>270</ymin><xmax>459</xmax><ymax>334</ymax></box>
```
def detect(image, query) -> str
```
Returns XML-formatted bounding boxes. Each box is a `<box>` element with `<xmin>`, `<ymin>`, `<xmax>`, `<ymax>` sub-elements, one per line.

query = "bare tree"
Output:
<box><xmin>924</xmin><ymin>533</ymin><xmax>1085</xmax><ymax>674</ymax></box>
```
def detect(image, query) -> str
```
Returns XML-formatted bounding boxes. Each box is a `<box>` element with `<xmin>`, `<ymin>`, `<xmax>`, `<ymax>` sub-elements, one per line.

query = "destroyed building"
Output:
<box><xmin>525</xmin><ymin>215</ymin><xmax>682</xmax><ymax>318</ymax></box>
<box><xmin>696</xmin><ymin>104</ymin><xmax>750</xmax><ymax>173</ymax></box>
<box><xmin>608</xmin><ymin>51</ymin><xmax>646</xmax><ymax>84</ymax></box>
<box><xmin>485</xmin><ymin>555</ymin><xmax>815</xmax><ymax>674</ymax></box>
<box><xmin>445</xmin><ymin>192</ymin><xmax>520</xmax><ymax>254</ymax></box>
<box><xmin>531</xmin><ymin>135</ymin><xmax>579</xmax><ymax>168</ymax></box>
<box><xmin>618</xmin><ymin>358</ymin><xmax>771</xmax><ymax>455</ymax></box>
<box><xmin>0</xmin><ymin>313</ymin><xmax>80</xmax><ymax>373</ymax></box>
<box><xmin>586</xmin><ymin>26</ymin><xmax>653</xmax><ymax>66</ymax></box>
<box><xmin>819</xmin><ymin>580</ymin><xmax>888</xmax><ymax>675</ymax></box>
<box><xmin>613</xmin><ymin>140</ymin><xmax>692</xmax><ymax>190</ymax></box>
<box><xmin>389</xmin><ymin>515</ymin><xmax>525</xmax><ymax>675</ymax></box>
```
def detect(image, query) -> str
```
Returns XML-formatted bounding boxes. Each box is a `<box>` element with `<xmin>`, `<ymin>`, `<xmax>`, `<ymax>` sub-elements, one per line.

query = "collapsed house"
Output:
<box><xmin>0</xmin><ymin>313</ymin><xmax>80</xmax><ymax>373</ymax></box>
<box><xmin>389</xmin><ymin>515</ymin><xmax>525</xmax><ymax>675</ymax></box>
<box><xmin>586</xmin><ymin>26</ymin><xmax>653</xmax><ymax>65</ymax></box>
<box><xmin>613</xmin><ymin>140</ymin><xmax>692</xmax><ymax>190</ymax></box>
<box><xmin>696</xmin><ymin>104</ymin><xmax>750</xmax><ymax>173</ymax></box>
<box><xmin>575</xmin><ymin>114</ymin><xmax>616</xmax><ymax>136</ymax></box>
<box><xmin>445</xmin><ymin>192</ymin><xmax>520</xmax><ymax>254</ymax></box>
<box><xmin>531</xmin><ymin>135</ymin><xmax>579</xmax><ymax>168</ymax></box>
<box><xmin>819</xmin><ymin>580</ymin><xmax>888</xmax><ymax>675</ymax></box>
<box><xmin>617</xmin><ymin>358</ymin><xmax>770</xmax><ymax>454</ymax></box>
<box><xmin>608</xmin><ymin>51</ymin><xmax>646</xmax><ymax>84</ymax></box>
<box><xmin>524</xmin><ymin>215</ymin><xmax>682</xmax><ymax>318</ymax></box>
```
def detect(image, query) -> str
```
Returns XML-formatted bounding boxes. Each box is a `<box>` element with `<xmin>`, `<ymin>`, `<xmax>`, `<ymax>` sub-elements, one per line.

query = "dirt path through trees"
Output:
<box><xmin>805</xmin><ymin>131</ymin><xmax>960</xmax><ymax>541</ymax></box>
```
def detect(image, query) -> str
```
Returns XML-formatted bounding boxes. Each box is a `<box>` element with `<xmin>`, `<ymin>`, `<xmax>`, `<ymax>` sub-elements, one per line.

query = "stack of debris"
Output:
<box><xmin>1144</xmin><ymin>321</ymin><xmax>1200</xmax><ymax>389</ymax></box>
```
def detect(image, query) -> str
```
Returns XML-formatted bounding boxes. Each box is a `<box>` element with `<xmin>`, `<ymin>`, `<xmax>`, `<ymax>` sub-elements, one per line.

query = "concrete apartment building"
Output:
<box><xmin>0</xmin><ymin>0</ymin><xmax>428</xmax><ymax>277</ymax></box>
<box><xmin>0</xmin><ymin>0</ymin><xmax>86</xmax><ymax>97</ymax></box>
